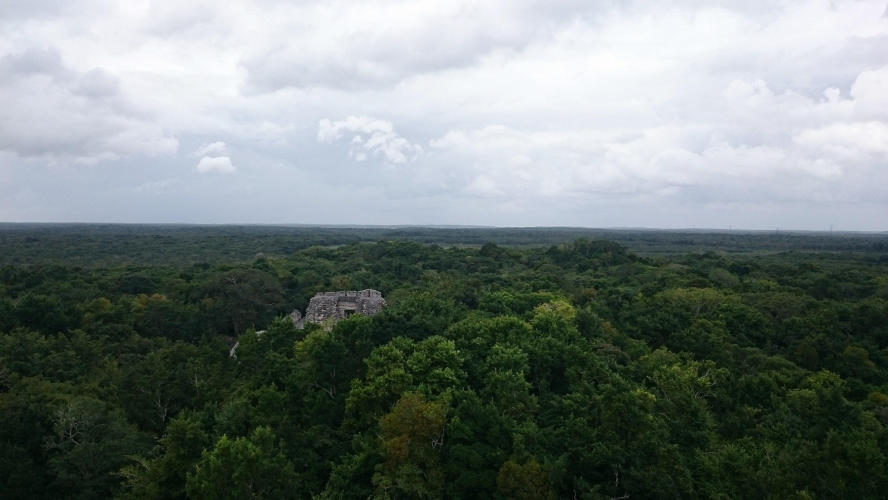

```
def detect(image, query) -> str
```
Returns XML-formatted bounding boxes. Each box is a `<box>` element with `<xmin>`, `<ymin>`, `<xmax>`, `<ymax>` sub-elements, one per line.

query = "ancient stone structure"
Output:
<box><xmin>300</xmin><ymin>289</ymin><xmax>385</xmax><ymax>327</ymax></box>
<box><xmin>283</xmin><ymin>289</ymin><xmax>386</xmax><ymax>330</ymax></box>
<box><xmin>289</xmin><ymin>309</ymin><xmax>303</xmax><ymax>328</ymax></box>
<box><xmin>231</xmin><ymin>289</ymin><xmax>385</xmax><ymax>357</ymax></box>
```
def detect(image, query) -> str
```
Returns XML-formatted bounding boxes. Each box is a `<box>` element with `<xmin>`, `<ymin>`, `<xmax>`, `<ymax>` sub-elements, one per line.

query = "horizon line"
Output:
<box><xmin>0</xmin><ymin>221</ymin><xmax>885</xmax><ymax>234</ymax></box>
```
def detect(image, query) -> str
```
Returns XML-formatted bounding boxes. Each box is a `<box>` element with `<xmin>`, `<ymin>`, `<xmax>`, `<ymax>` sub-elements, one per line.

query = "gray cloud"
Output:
<box><xmin>0</xmin><ymin>0</ymin><xmax>98</xmax><ymax>21</ymax></box>
<box><xmin>240</xmin><ymin>1</ymin><xmax>596</xmax><ymax>92</ymax></box>
<box><xmin>0</xmin><ymin>47</ymin><xmax>177</xmax><ymax>163</ymax></box>
<box><xmin>0</xmin><ymin>47</ymin><xmax>66</xmax><ymax>77</ymax></box>
<box><xmin>0</xmin><ymin>0</ymin><xmax>886</xmax><ymax>229</ymax></box>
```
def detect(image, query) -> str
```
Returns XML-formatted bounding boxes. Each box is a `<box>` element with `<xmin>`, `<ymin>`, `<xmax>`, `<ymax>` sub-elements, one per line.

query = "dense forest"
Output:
<box><xmin>1</xmin><ymin>225</ymin><xmax>887</xmax><ymax>499</ymax></box>
<box><xmin>3</xmin><ymin>224</ymin><xmax>886</xmax><ymax>266</ymax></box>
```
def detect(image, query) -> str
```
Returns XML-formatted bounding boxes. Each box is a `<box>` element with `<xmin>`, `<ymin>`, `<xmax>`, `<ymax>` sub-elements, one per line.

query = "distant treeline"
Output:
<box><xmin>1</xmin><ymin>234</ymin><xmax>887</xmax><ymax>498</ymax></box>
<box><xmin>1</xmin><ymin>224</ymin><xmax>885</xmax><ymax>266</ymax></box>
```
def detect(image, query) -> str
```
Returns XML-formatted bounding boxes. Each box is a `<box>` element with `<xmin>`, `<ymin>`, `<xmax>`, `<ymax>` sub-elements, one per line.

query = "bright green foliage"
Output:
<box><xmin>186</xmin><ymin>426</ymin><xmax>298</xmax><ymax>500</ymax></box>
<box><xmin>407</xmin><ymin>336</ymin><xmax>466</xmax><ymax>397</ymax></box>
<box><xmin>345</xmin><ymin>337</ymin><xmax>416</xmax><ymax>430</ymax></box>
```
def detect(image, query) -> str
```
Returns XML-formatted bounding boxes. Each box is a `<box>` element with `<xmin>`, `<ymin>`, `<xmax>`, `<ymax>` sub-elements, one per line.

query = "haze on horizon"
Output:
<box><xmin>1</xmin><ymin>0</ymin><xmax>887</xmax><ymax>231</ymax></box>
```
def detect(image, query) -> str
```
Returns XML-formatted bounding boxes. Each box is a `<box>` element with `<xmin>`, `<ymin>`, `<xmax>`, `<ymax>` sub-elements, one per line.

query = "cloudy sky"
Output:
<box><xmin>1</xmin><ymin>0</ymin><xmax>886</xmax><ymax>229</ymax></box>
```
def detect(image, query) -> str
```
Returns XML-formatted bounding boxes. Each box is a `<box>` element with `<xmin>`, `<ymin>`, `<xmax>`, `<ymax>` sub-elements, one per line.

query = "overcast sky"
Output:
<box><xmin>1</xmin><ymin>0</ymin><xmax>886</xmax><ymax>229</ymax></box>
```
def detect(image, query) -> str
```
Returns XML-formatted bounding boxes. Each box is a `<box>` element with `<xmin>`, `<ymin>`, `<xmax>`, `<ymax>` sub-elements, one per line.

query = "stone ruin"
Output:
<box><xmin>290</xmin><ymin>289</ymin><xmax>385</xmax><ymax>328</ymax></box>
<box><xmin>231</xmin><ymin>289</ymin><xmax>385</xmax><ymax>357</ymax></box>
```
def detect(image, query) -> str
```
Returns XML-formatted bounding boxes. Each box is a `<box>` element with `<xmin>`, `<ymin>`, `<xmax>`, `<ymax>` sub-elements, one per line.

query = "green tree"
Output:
<box><xmin>186</xmin><ymin>426</ymin><xmax>298</xmax><ymax>500</ymax></box>
<box><xmin>120</xmin><ymin>411</ymin><xmax>211</xmax><ymax>499</ymax></box>
<box><xmin>201</xmin><ymin>269</ymin><xmax>285</xmax><ymax>335</ymax></box>
<box><xmin>497</xmin><ymin>458</ymin><xmax>555</xmax><ymax>500</ymax></box>
<box><xmin>44</xmin><ymin>396</ymin><xmax>150</xmax><ymax>499</ymax></box>
<box><xmin>373</xmin><ymin>392</ymin><xmax>448</xmax><ymax>499</ymax></box>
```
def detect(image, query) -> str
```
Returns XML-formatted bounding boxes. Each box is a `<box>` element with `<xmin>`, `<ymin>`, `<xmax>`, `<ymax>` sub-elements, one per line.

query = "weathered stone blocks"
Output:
<box><xmin>294</xmin><ymin>289</ymin><xmax>385</xmax><ymax>328</ymax></box>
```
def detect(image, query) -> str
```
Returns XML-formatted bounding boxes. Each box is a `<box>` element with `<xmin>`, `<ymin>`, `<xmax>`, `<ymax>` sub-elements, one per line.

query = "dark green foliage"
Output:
<box><xmin>201</xmin><ymin>269</ymin><xmax>286</xmax><ymax>336</ymax></box>
<box><xmin>0</xmin><ymin>225</ymin><xmax>886</xmax><ymax>499</ymax></box>
<box><xmin>44</xmin><ymin>396</ymin><xmax>151</xmax><ymax>499</ymax></box>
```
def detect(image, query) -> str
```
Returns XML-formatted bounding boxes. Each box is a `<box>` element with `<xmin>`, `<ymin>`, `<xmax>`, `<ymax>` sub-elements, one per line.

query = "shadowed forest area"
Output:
<box><xmin>1</xmin><ymin>225</ymin><xmax>887</xmax><ymax>499</ymax></box>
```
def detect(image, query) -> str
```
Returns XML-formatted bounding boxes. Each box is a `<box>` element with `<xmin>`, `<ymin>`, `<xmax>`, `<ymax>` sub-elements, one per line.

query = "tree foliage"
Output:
<box><xmin>1</xmin><ymin>227</ymin><xmax>886</xmax><ymax>498</ymax></box>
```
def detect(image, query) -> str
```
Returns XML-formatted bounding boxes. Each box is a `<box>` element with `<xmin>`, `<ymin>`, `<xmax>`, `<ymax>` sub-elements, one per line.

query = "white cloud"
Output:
<box><xmin>193</xmin><ymin>141</ymin><xmax>228</xmax><ymax>157</ymax></box>
<box><xmin>849</xmin><ymin>66</ymin><xmax>888</xmax><ymax>118</ymax></box>
<box><xmin>795</xmin><ymin>122</ymin><xmax>888</xmax><ymax>157</ymax></box>
<box><xmin>196</xmin><ymin>155</ymin><xmax>235</xmax><ymax>173</ymax></box>
<box><xmin>319</xmin><ymin>116</ymin><xmax>422</xmax><ymax>164</ymax></box>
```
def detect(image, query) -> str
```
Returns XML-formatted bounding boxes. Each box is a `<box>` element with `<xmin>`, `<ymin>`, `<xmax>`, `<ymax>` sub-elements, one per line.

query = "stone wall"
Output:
<box><xmin>300</xmin><ymin>289</ymin><xmax>385</xmax><ymax>327</ymax></box>
<box><xmin>234</xmin><ymin>290</ymin><xmax>385</xmax><ymax>357</ymax></box>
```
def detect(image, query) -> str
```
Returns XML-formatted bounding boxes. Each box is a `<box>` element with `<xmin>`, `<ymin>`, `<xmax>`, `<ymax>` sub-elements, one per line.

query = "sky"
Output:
<box><xmin>1</xmin><ymin>0</ymin><xmax>887</xmax><ymax>229</ymax></box>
